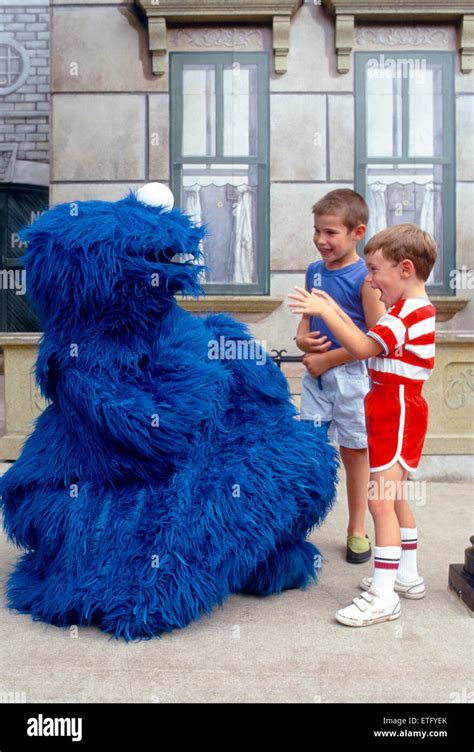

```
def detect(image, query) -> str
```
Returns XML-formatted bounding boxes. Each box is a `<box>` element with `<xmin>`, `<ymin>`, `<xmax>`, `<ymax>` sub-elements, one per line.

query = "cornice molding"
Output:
<box><xmin>321</xmin><ymin>0</ymin><xmax>474</xmax><ymax>73</ymax></box>
<box><xmin>135</xmin><ymin>0</ymin><xmax>303</xmax><ymax>75</ymax></box>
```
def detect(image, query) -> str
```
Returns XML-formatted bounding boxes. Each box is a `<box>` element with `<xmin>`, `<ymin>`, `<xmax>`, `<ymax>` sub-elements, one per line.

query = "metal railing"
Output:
<box><xmin>270</xmin><ymin>349</ymin><xmax>303</xmax><ymax>369</ymax></box>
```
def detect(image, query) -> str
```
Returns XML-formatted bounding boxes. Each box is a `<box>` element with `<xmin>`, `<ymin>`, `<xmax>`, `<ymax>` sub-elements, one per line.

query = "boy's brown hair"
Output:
<box><xmin>312</xmin><ymin>189</ymin><xmax>368</xmax><ymax>231</ymax></box>
<box><xmin>364</xmin><ymin>223</ymin><xmax>437</xmax><ymax>282</ymax></box>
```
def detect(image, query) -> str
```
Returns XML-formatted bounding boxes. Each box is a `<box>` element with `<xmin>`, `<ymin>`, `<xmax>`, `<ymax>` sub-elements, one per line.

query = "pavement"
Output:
<box><xmin>0</xmin><ymin>462</ymin><xmax>472</xmax><ymax>704</ymax></box>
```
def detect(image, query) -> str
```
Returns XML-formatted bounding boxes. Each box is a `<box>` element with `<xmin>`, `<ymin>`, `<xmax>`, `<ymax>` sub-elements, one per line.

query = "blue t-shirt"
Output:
<box><xmin>305</xmin><ymin>258</ymin><xmax>368</xmax><ymax>350</ymax></box>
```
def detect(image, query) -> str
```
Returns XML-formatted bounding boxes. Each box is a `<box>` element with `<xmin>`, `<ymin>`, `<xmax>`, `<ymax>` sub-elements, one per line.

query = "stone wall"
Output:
<box><xmin>0</xmin><ymin>2</ymin><xmax>50</xmax><ymax>164</ymax></box>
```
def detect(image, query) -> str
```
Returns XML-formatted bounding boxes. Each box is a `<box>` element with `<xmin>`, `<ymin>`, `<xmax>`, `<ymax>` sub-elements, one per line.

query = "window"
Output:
<box><xmin>0</xmin><ymin>184</ymin><xmax>47</xmax><ymax>332</ymax></box>
<box><xmin>355</xmin><ymin>52</ymin><xmax>455</xmax><ymax>294</ymax></box>
<box><xmin>0</xmin><ymin>39</ymin><xmax>30</xmax><ymax>96</ymax></box>
<box><xmin>170</xmin><ymin>52</ymin><xmax>270</xmax><ymax>294</ymax></box>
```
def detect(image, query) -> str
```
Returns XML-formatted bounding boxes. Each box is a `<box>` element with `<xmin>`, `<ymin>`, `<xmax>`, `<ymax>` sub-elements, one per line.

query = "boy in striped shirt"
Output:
<box><xmin>288</xmin><ymin>223</ymin><xmax>437</xmax><ymax>627</ymax></box>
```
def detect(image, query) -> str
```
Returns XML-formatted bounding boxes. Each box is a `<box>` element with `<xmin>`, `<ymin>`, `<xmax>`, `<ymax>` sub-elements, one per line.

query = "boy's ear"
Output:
<box><xmin>353</xmin><ymin>223</ymin><xmax>366</xmax><ymax>240</ymax></box>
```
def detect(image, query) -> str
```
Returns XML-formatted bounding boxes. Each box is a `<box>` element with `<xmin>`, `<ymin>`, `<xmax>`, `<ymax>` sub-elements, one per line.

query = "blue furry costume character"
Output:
<box><xmin>0</xmin><ymin>183</ymin><xmax>338</xmax><ymax>639</ymax></box>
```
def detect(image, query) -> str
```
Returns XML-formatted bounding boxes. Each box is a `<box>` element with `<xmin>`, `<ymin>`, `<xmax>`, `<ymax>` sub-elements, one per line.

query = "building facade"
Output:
<box><xmin>0</xmin><ymin>0</ymin><xmax>473</xmax><ymax>476</ymax></box>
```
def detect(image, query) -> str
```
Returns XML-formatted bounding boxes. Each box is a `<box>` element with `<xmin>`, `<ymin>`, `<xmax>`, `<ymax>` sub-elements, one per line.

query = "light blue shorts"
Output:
<box><xmin>300</xmin><ymin>360</ymin><xmax>369</xmax><ymax>449</ymax></box>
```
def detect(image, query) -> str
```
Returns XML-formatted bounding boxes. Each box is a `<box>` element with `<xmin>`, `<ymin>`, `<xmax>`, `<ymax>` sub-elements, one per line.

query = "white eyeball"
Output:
<box><xmin>135</xmin><ymin>182</ymin><xmax>174</xmax><ymax>211</ymax></box>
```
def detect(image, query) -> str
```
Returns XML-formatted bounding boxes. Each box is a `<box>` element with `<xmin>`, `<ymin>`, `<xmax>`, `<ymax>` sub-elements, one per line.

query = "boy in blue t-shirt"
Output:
<box><xmin>296</xmin><ymin>189</ymin><xmax>385</xmax><ymax>563</ymax></box>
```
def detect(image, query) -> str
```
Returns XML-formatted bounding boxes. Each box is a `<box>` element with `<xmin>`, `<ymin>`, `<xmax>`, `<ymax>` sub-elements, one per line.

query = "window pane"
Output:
<box><xmin>366</xmin><ymin>71</ymin><xmax>402</xmax><ymax>157</ymax></box>
<box><xmin>408</xmin><ymin>64</ymin><xmax>443</xmax><ymax>157</ymax></box>
<box><xmin>182</xmin><ymin>65</ymin><xmax>216</xmax><ymax>156</ymax></box>
<box><xmin>365</xmin><ymin>163</ymin><xmax>443</xmax><ymax>284</ymax></box>
<box><xmin>181</xmin><ymin>164</ymin><xmax>258</xmax><ymax>284</ymax></box>
<box><xmin>223</xmin><ymin>64</ymin><xmax>258</xmax><ymax>157</ymax></box>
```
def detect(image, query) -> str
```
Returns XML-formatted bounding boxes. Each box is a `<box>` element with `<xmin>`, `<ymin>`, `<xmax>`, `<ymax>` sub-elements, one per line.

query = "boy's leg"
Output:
<box><xmin>395</xmin><ymin>468</ymin><xmax>423</xmax><ymax>586</ymax></box>
<box><xmin>335</xmin><ymin>463</ymin><xmax>403</xmax><ymax>627</ymax></box>
<box><xmin>333</xmin><ymin>363</ymin><xmax>371</xmax><ymax>564</ymax></box>
<box><xmin>368</xmin><ymin>464</ymin><xmax>403</xmax><ymax>598</ymax></box>
<box><xmin>360</xmin><ymin>467</ymin><xmax>425</xmax><ymax>598</ymax></box>
<box><xmin>339</xmin><ymin>445</ymin><xmax>371</xmax><ymax>562</ymax></box>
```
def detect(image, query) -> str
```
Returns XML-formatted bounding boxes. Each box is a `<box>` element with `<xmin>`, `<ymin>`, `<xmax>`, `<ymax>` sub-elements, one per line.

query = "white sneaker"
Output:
<box><xmin>335</xmin><ymin>588</ymin><xmax>401</xmax><ymax>627</ymax></box>
<box><xmin>360</xmin><ymin>575</ymin><xmax>425</xmax><ymax>600</ymax></box>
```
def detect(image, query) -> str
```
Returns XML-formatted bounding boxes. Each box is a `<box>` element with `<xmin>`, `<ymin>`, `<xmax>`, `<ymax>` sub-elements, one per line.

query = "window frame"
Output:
<box><xmin>170</xmin><ymin>51</ymin><xmax>270</xmax><ymax>295</ymax></box>
<box><xmin>355</xmin><ymin>51</ymin><xmax>456</xmax><ymax>296</ymax></box>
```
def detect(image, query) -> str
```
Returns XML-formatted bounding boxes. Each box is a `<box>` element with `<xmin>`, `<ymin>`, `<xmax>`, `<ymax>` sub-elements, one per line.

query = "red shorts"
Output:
<box><xmin>364</xmin><ymin>382</ymin><xmax>428</xmax><ymax>472</ymax></box>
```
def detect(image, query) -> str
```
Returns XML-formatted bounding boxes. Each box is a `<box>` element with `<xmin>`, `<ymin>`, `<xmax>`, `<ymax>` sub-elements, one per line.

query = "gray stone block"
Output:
<box><xmin>270</xmin><ymin>5</ymin><xmax>353</xmax><ymax>94</ymax></box>
<box><xmin>52</xmin><ymin>7</ymin><xmax>168</xmax><ymax>93</ymax></box>
<box><xmin>271</xmin><ymin>182</ymin><xmax>354</xmax><ymax>270</ymax></box>
<box><xmin>26</xmin><ymin>150</ymin><xmax>48</xmax><ymax>159</ymax></box>
<box><xmin>328</xmin><ymin>95</ymin><xmax>354</xmax><ymax>182</ymax></box>
<box><xmin>148</xmin><ymin>94</ymin><xmax>170</xmax><ymax>181</ymax></box>
<box><xmin>52</xmin><ymin>94</ymin><xmax>146</xmax><ymax>181</ymax></box>
<box><xmin>13</xmin><ymin>32</ymin><xmax>35</xmax><ymax>41</ymax></box>
<box><xmin>271</xmin><ymin>94</ymin><xmax>326</xmax><ymax>181</ymax></box>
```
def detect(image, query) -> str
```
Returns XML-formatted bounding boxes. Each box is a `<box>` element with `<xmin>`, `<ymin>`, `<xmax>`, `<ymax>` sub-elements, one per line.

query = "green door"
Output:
<box><xmin>0</xmin><ymin>184</ymin><xmax>48</xmax><ymax>332</ymax></box>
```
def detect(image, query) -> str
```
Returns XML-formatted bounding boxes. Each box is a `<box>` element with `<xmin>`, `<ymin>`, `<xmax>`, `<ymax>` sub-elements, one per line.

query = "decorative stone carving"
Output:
<box><xmin>135</xmin><ymin>0</ymin><xmax>302</xmax><ymax>75</ymax></box>
<box><xmin>354</xmin><ymin>26</ymin><xmax>451</xmax><ymax>47</ymax></box>
<box><xmin>0</xmin><ymin>144</ymin><xmax>18</xmax><ymax>183</ymax></box>
<box><xmin>444</xmin><ymin>366</ymin><xmax>474</xmax><ymax>411</ymax></box>
<box><xmin>171</xmin><ymin>28</ymin><xmax>264</xmax><ymax>49</ymax></box>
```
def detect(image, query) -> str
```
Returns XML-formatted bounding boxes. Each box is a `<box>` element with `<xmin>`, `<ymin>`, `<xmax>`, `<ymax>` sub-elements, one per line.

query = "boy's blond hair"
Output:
<box><xmin>312</xmin><ymin>189</ymin><xmax>368</xmax><ymax>231</ymax></box>
<box><xmin>364</xmin><ymin>223</ymin><xmax>437</xmax><ymax>282</ymax></box>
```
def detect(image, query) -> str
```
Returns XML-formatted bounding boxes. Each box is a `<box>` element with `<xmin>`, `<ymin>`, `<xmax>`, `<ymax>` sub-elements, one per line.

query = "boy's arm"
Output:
<box><xmin>289</xmin><ymin>288</ymin><xmax>383</xmax><ymax>360</ymax></box>
<box><xmin>361</xmin><ymin>279</ymin><xmax>386</xmax><ymax>328</ymax></box>
<box><xmin>322</xmin><ymin>281</ymin><xmax>384</xmax><ymax>365</ymax></box>
<box><xmin>296</xmin><ymin>315</ymin><xmax>333</xmax><ymax>354</ymax></box>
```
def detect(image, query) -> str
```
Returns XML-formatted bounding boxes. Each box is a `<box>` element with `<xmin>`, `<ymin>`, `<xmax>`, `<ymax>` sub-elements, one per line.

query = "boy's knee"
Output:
<box><xmin>340</xmin><ymin>446</ymin><xmax>367</xmax><ymax>464</ymax></box>
<box><xmin>368</xmin><ymin>498</ymin><xmax>391</xmax><ymax>517</ymax></box>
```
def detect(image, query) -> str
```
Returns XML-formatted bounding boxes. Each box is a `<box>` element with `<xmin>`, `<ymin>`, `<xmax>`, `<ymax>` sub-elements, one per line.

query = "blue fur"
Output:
<box><xmin>0</xmin><ymin>192</ymin><xmax>338</xmax><ymax>640</ymax></box>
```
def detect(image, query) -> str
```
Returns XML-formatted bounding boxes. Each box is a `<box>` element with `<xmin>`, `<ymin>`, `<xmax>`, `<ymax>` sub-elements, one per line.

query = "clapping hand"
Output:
<box><xmin>288</xmin><ymin>287</ymin><xmax>331</xmax><ymax>316</ymax></box>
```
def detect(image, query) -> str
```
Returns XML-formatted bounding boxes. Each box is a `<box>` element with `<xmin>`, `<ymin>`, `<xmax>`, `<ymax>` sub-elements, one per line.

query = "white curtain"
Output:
<box><xmin>184</xmin><ymin>184</ymin><xmax>202</xmax><ymax>226</ymax></box>
<box><xmin>233</xmin><ymin>184</ymin><xmax>254</xmax><ymax>284</ymax></box>
<box><xmin>420</xmin><ymin>181</ymin><xmax>441</xmax><ymax>285</ymax></box>
<box><xmin>367</xmin><ymin>183</ymin><xmax>388</xmax><ymax>240</ymax></box>
<box><xmin>183</xmin><ymin>185</ymin><xmax>206</xmax><ymax>278</ymax></box>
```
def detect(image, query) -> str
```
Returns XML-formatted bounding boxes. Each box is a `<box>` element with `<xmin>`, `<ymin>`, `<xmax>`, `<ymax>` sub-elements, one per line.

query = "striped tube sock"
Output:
<box><xmin>398</xmin><ymin>527</ymin><xmax>419</xmax><ymax>582</ymax></box>
<box><xmin>372</xmin><ymin>546</ymin><xmax>401</xmax><ymax>600</ymax></box>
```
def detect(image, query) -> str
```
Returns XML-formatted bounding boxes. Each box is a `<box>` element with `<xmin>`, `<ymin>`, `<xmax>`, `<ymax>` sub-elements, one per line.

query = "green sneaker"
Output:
<box><xmin>346</xmin><ymin>534</ymin><xmax>372</xmax><ymax>564</ymax></box>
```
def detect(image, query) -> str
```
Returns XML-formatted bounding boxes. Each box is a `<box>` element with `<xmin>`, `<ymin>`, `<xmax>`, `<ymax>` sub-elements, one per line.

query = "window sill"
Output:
<box><xmin>431</xmin><ymin>296</ymin><xmax>470</xmax><ymax>322</ymax></box>
<box><xmin>176</xmin><ymin>295</ymin><xmax>283</xmax><ymax>313</ymax></box>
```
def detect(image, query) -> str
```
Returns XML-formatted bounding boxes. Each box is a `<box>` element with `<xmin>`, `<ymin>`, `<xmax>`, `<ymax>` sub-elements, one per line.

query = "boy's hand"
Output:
<box><xmin>297</xmin><ymin>331</ymin><xmax>332</xmax><ymax>353</ymax></box>
<box><xmin>288</xmin><ymin>287</ymin><xmax>329</xmax><ymax>316</ymax></box>
<box><xmin>303</xmin><ymin>352</ymin><xmax>330</xmax><ymax>378</ymax></box>
<box><xmin>310</xmin><ymin>289</ymin><xmax>339</xmax><ymax>310</ymax></box>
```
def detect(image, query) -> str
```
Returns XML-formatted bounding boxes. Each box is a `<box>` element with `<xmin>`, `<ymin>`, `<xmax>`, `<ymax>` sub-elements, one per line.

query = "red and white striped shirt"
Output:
<box><xmin>366</xmin><ymin>298</ymin><xmax>436</xmax><ymax>386</ymax></box>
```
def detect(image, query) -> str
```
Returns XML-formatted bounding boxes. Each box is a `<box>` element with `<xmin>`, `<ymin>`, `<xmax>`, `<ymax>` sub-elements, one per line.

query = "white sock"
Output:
<box><xmin>398</xmin><ymin>527</ymin><xmax>420</xmax><ymax>582</ymax></box>
<box><xmin>372</xmin><ymin>546</ymin><xmax>401</xmax><ymax>600</ymax></box>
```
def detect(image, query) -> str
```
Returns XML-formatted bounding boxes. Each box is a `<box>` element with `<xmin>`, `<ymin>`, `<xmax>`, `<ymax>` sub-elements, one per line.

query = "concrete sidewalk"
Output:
<box><xmin>0</xmin><ymin>465</ymin><xmax>472</xmax><ymax>704</ymax></box>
